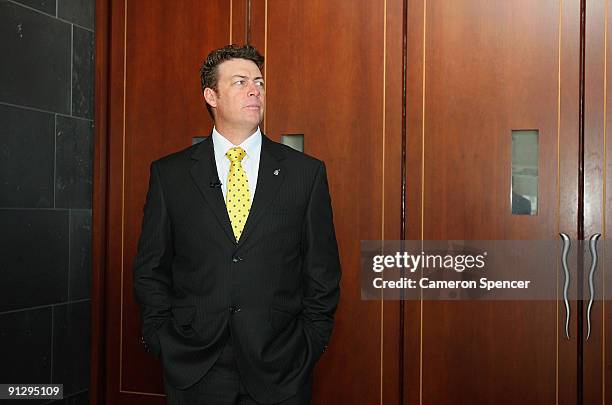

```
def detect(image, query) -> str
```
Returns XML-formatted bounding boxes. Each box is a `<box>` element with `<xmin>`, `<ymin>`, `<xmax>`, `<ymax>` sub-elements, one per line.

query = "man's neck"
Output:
<box><xmin>214</xmin><ymin>123</ymin><xmax>259</xmax><ymax>145</ymax></box>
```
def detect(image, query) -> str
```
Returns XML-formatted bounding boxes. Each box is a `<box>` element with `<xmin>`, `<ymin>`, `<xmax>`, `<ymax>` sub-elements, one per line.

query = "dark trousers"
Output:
<box><xmin>164</xmin><ymin>340</ymin><xmax>312</xmax><ymax>405</ymax></box>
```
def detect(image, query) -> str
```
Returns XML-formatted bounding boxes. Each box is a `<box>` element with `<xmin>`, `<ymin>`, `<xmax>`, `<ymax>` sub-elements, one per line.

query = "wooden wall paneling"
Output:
<box><xmin>585</xmin><ymin>0</ymin><xmax>608</xmax><ymax>403</ymax></box>
<box><xmin>606</xmin><ymin>0</ymin><xmax>612</xmax><ymax>400</ymax></box>
<box><xmin>403</xmin><ymin>0</ymin><xmax>425</xmax><ymax>402</ymax></box>
<box><xmin>558</xmin><ymin>0</ymin><xmax>581</xmax><ymax>403</ymax></box>
<box><xmin>92</xmin><ymin>0</ymin><xmax>110</xmax><ymax>403</ymax></box>
<box><xmin>92</xmin><ymin>1</ymin><xmax>612</xmax><ymax>404</ymax></box>
<box><xmin>247</xmin><ymin>0</ymin><xmax>266</xmax><ymax>66</ymax></box>
<box><xmin>248</xmin><ymin>0</ymin><xmax>267</xmax><ymax>50</ymax></box>
<box><xmin>106</xmin><ymin>0</ymin><xmax>133</xmax><ymax>401</ymax></box>
<box><xmin>585</xmin><ymin>1</ymin><xmax>606</xmax><ymax>239</ymax></box>
<box><xmin>104</xmin><ymin>1</ymin><xmax>231</xmax><ymax>403</ymax></box>
<box><xmin>606</xmin><ymin>0</ymin><xmax>612</xmax><ymax>395</ymax></box>
<box><xmin>262</xmin><ymin>0</ymin><xmax>396</xmax><ymax>403</ymax></box>
<box><xmin>404</xmin><ymin>1</ymin><xmax>580</xmax><ymax>403</ymax></box>
<box><xmin>231</xmin><ymin>0</ymin><xmax>248</xmax><ymax>45</ymax></box>
<box><xmin>247</xmin><ymin>0</ymin><xmax>267</xmax><ymax>132</ymax></box>
<box><xmin>99</xmin><ymin>1</ymin><xmax>404</xmax><ymax>403</ymax></box>
<box><xmin>121</xmin><ymin>0</ymin><xmax>229</xmax><ymax>393</ymax></box>
<box><xmin>383</xmin><ymin>0</ymin><xmax>405</xmax><ymax>404</ymax></box>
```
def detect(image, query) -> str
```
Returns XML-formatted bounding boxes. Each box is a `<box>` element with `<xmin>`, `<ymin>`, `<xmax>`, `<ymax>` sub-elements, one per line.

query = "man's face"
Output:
<box><xmin>205</xmin><ymin>58</ymin><xmax>265</xmax><ymax>131</ymax></box>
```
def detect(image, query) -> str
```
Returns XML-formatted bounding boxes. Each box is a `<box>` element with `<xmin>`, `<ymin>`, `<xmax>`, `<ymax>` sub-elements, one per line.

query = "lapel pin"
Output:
<box><xmin>273</xmin><ymin>169</ymin><xmax>280</xmax><ymax>176</ymax></box>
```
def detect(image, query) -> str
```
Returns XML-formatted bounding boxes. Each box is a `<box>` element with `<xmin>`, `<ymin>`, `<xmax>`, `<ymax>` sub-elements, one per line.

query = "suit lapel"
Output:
<box><xmin>238</xmin><ymin>135</ymin><xmax>286</xmax><ymax>246</ymax></box>
<box><xmin>189</xmin><ymin>137</ymin><xmax>237</xmax><ymax>244</ymax></box>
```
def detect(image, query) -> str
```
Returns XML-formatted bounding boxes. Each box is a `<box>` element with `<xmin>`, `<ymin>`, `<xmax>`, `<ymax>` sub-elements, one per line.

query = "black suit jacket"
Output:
<box><xmin>133</xmin><ymin>134</ymin><xmax>341</xmax><ymax>403</ymax></box>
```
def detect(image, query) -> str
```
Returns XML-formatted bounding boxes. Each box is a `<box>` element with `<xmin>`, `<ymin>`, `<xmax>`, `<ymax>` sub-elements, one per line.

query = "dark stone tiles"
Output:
<box><xmin>0</xmin><ymin>307</ymin><xmax>52</xmax><ymax>383</ymax></box>
<box><xmin>55</xmin><ymin>115</ymin><xmax>93</xmax><ymax>209</ymax></box>
<box><xmin>69</xmin><ymin>210</ymin><xmax>91</xmax><ymax>300</ymax></box>
<box><xmin>11</xmin><ymin>0</ymin><xmax>56</xmax><ymax>15</ymax></box>
<box><xmin>0</xmin><ymin>104</ymin><xmax>55</xmax><ymax>208</ymax></box>
<box><xmin>0</xmin><ymin>209</ymin><xmax>69</xmax><ymax>312</ymax></box>
<box><xmin>57</xmin><ymin>0</ymin><xmax>94</xmax><ymax>30</ymax></box>
<box><xmin>71</xmin><ymin>26</ymin><xmax>94</xmax><ymax>119</ymax></box>
<box><xmin>52</xmin><ymin>301</ymin><xmax>90</xmax><ymax>396</ymax></box>
<box><xmin>0</xmin><ymin>1</ymin><xmax>70</xmax><ymax>113</ymax></box>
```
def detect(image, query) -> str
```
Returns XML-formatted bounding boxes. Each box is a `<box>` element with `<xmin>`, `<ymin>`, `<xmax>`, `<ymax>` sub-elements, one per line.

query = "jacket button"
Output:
<box><xmin>229</xmin><ymin>305</ymin><xmax>242</xmax><ymax>314</ymax></box>
<box><xmin>232</xmin><ymin>256</ymin><xmax>242</xmax><ymax>263</ymax></box>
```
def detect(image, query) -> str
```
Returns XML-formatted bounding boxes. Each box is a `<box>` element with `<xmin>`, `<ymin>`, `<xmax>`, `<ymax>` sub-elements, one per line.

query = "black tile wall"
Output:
<box><xmin>57</xmin><ymin>0</ymin><xmax>94</xmax><ymax>30</ymax></box>
<box><xmin>0</xmin><ymin>104</ymin><xmax>55</xmax><ymax>207</ymax></box>
<box><xmin>0</xmin><ymin>209</ymin><xmax>69</xmax><ymax>312</ymax></box>
<box><xmin>1</xmin><ymin>0</ymin><xmax>95</xmax><ymax>398</ymax></box>
<box><xmin>0</xmin><ymin>307</ymin><xmax>52</xmax><ymax>383</ymax></box>
<box><xmin>12</xmin><ymin>0</ymin><xmax>56</xmax><ymax>15</ymax></box>
<box><xmin>72</xmin><ymin>26</ymin><xmax>94</xmax><ymax>119</ymax></box>
<box><xmin>52</xmin><ymin>301</ymin><xmax>90</xmax><ymax>395</ymax></box>
<box><xmin>69</xmin><ymin>210</ymin><xmax>92</xmax><ymax>300</ymax></box>
<box><xmin>0</xmin><ymin>1</ymin><xmax>70</xmax><ymax>113</ymax></box>
<box><xmin>55</xmin><ymin>115</ymin><xmax>93</xmax><ymax>208</ymax></box>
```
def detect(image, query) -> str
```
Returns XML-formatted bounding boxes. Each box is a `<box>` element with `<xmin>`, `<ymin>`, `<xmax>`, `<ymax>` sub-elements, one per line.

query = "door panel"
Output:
<box><xmin>101</xmin><ymin>1</ymin><xmax>402</xmax><ymax>404</ymax></box>
<box><xmin>105</xmin><ymin>1</ymin><xmax>231</xmax><ymax>403</ymax></box>
<box><xmin>96</xmin><ymin>1</ymin><xmax>604</xmax><ymax>404</ymax></box>
<box><xmin>585</xmin><ymin>0</ymin><xmax>610</xmax><ymax>404</ymax></box>
<box><xmin>404</xmin><ymin>1</ymin><xmax>579</xmax><ymax>403</ymax></box>
<box><xmin>262</xmin><ymin>1</ymin><xmax>403</xmax><ymax>403</ymax></box>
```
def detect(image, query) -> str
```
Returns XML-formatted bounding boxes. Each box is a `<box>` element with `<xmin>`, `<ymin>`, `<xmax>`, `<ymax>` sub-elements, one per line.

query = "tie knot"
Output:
<box><xmin>226</xmin><ymin>147</ymin><xmax>247</xmax><ymax>163</ymax></box>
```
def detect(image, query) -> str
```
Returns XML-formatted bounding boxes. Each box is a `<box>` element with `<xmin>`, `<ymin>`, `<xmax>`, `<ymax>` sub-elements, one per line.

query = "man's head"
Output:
<box><xmin>200</xmin><ymin>44</ymin><xmax>265</xmax><ymax>133</ymax></box>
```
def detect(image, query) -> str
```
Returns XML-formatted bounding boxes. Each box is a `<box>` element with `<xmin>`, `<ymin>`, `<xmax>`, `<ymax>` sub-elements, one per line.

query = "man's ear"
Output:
<box><xmin>203</xmin><ymin>88</ymin><xmax>218</xmax><ymax>108</ymax></box>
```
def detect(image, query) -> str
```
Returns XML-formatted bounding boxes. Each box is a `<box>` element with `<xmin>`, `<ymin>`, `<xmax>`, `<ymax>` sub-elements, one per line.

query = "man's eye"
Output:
<box><xmin>235</xmin><ymin>80</ymin><xmax>245</xmax><ymax>85</ymax></box>
<box><xmin>256</xmin><ymin>82</ymin><xmax>264</xmax><ymax>87</ymax></box>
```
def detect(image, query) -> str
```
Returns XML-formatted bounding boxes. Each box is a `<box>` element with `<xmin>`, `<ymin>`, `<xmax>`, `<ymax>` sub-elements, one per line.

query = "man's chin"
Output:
<box><xmin>244</xmin><ymin>115</ymin><xmax>264</xmax><ymax>127</ymax></box>
<box><xmin>240</xmin><ymin>120</ymin><xmax>263</xmax><ymax>133</ymax></box>
<box><xmin>224</xmin><ymin>114</ymin><xmax>263</xmax><ymax>132</ymax></box>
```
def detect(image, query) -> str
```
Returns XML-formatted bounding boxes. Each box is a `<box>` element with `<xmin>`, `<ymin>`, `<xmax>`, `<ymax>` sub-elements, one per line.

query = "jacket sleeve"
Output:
<box><xmin>300</xmin><ymin>161</ymin><xmax>342</xmax><ymax>359</ymax></box>
<box><xmin>133</xmin><ymin>161</ymin><xmax>173</xmax><ymax>357</ymax></box>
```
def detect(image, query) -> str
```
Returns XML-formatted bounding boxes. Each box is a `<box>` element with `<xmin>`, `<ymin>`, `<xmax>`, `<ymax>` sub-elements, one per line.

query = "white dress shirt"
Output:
<box><xmin>211</xmin><ymin>126</ymin><xmax>262</xmax><ymax>203</ymax></box>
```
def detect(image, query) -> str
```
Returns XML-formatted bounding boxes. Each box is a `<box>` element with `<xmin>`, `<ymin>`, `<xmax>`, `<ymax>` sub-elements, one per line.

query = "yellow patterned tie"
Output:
<box><xmin>225</xmin><ymin>147</ymin><xmax>251</xmax><ymax>241</ymax></box>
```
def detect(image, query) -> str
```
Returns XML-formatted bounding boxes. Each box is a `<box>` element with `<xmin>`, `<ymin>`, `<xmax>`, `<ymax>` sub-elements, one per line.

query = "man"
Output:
<box><xmin>133</xmin><ymin>44</ymin><xmax>341</xmax><ymax>405</ymax></box>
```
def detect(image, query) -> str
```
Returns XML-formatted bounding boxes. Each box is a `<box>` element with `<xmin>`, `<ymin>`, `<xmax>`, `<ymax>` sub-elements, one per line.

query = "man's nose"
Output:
<box><xmin>247</xmin><ymin>81</ymin><xmax>261</xmax><ymax>97</ymax></box>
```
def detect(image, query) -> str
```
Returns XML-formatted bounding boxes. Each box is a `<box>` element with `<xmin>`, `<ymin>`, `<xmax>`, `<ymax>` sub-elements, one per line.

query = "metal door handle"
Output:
<box><xmin>560</xmin><ymin>233</ymin><xmax>571</xmax><ymax>340</ymax></box>
<box><xmin>586</xmin><ymin>233</ymin><xmax>601</xmax><ymax>341</ymax></box>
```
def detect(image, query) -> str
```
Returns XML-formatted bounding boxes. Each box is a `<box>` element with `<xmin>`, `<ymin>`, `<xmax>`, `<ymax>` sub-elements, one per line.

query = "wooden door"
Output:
<box><xmin>101</xmin><ymin>1</ymin><xmax>231</xmax><ymax>404</ymax></box>
<box><xmin>95</xmin><ymin>0</ymin><xmax>403</xmax><ymax>404</ymax></box>
<box><xmin>584</xmin><ymin>0</ymin><xmax>612</xmax><ymax>403</ymax></box>
<box><xmin>96</xmin><ymin>1</ymin><xmax>607</xmax><ymax>404</ymax></box>
<box><xmin>259</xmin><ymin>1</ymin><xmax>403</xmax><ymax>403</ymax></box>
<box><xmin>403</xmin><ymin>0</ymin><xmax>580</xmax><ymax>404</ymax></box>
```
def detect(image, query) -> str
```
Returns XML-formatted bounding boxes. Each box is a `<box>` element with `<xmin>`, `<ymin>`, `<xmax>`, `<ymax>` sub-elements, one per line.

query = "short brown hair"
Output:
<box><xmin>199</xmin><ymin>44</ymin><xmax>264</xmax><ymax>117</ymax></box>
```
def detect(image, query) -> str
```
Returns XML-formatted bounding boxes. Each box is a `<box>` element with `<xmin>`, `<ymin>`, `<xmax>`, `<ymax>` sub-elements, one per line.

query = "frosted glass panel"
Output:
<box><xmin>281</xmin><ymin>134</ymin><xmax>304</xmax><ymax>152</ymax></box>
<box><xmin>511</xmin><ymin>130</ymin><xmax>538</xmax><ymax>215</ymax></box>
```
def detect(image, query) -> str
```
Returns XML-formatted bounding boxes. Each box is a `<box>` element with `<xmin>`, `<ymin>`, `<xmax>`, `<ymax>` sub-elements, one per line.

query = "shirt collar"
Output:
<box><xmin>212</xmin><ymin>126</ymin><xmax>262</xmax><ymax>162</ymax></box>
